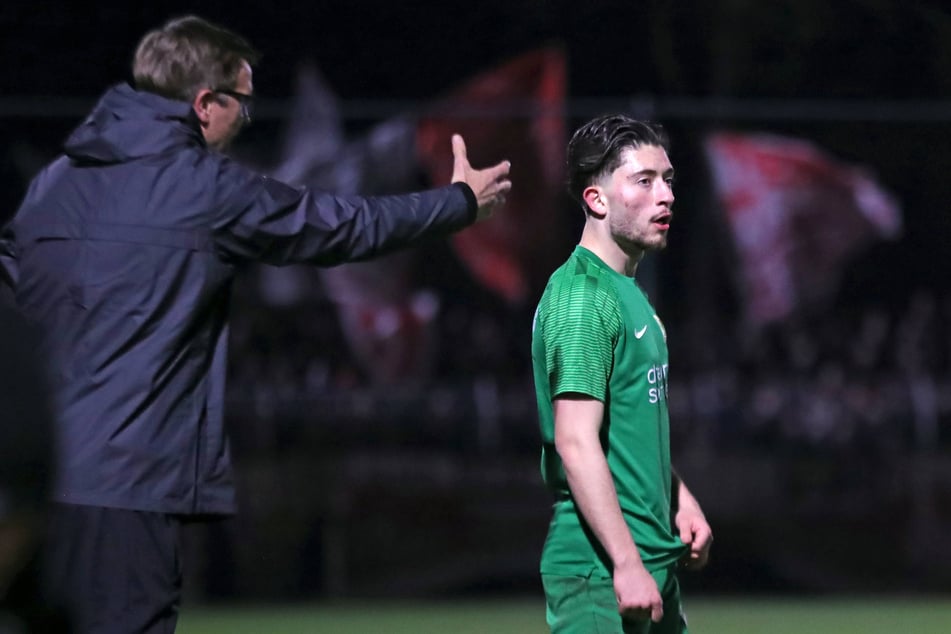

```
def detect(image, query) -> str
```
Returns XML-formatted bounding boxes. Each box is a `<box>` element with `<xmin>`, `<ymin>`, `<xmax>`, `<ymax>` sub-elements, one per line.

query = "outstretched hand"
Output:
<box><xmin>450</xmin><ymin>134</ymin><xmax>512</xmax><ymax>221</ymax></box>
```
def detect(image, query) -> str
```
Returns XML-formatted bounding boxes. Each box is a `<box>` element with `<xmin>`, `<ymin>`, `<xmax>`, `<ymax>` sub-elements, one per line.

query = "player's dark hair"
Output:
<box><xmin>566</xmin><ymin>114</ymin><xmax>669</xmax><ymax>213</ymax></box>
<box><xmin>132</xmin><ymin>15</ymin><xmax>260</xmax><ymax>102</ymax></box>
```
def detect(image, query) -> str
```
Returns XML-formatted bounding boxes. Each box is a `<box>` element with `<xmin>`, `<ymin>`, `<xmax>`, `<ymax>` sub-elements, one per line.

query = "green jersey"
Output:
<box><xmin>532</xmin><ymin>246</ymin><xmax>687</xmax><ymax>576</ymax></box>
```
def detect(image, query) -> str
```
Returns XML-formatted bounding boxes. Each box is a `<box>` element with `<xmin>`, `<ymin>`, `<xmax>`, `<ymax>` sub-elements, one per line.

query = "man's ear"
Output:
<box><xmin>582</xmin><ymin>186</ymin><xmax>607</xmax><ymax>218</ymax></box>
<box><xmin>192</xmin><ymin>89</ymin><xmax>216</xmax><ymax>126</ymax></box>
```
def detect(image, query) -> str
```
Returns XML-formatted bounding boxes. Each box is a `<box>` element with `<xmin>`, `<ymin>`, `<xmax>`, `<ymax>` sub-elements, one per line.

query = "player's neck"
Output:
<box><xmin>579</xmin><ymin>228</ymin><xmax>643</xmax><ymax>277</ymax></box>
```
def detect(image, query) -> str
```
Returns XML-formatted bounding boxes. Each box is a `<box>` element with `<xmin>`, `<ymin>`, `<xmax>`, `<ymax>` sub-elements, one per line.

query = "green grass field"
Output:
<box><xmin>177</xmin><ymin>597</ymin><xmax>951</xmax><ymax>633</ymax></box>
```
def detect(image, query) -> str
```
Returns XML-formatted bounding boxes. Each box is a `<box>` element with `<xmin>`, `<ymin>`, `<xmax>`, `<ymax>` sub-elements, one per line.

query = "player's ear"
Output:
<box><xmin>582</xmin><ymin>186</ymin><xmax>607</xmax><ymax>218</ymax></box>
<box><xmin>192</xmin><ymin>89</ymin><xmax>216</xmax><ymax>126</ymax></box>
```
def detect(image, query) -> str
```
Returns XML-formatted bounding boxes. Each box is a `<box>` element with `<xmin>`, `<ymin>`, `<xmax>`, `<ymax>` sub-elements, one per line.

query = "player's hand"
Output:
<box><xmin>450</xmin><ymin>134</ymin><xmax>511</xmax><ymax>221</ymax></box>
<box><xmin>613</xmin><ymin>561</ymin><xmax>663</xmax><ymax>623</ymax></box>
<box><xmin>675</xmin><ymin>501</ymin><xmax>713</xmax><ymax>570</ymax></box>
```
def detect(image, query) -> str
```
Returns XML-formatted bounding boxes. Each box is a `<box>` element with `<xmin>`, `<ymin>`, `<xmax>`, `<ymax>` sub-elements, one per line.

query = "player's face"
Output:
<box><xmin>599</xmin><ymin>145</ymin><xmax>675</xmax><ymax>253</ymax></box>
<box><xmin>204</xmin><ymin>60</ymin><xmax>253</xmax><ymax>151</ymax></box>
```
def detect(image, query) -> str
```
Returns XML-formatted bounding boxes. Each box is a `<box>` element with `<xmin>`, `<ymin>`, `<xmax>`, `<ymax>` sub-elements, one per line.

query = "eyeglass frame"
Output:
<box><xmin>212</xmin><ymin>88</ymin><xmax>254</xmax><ymax>123</ymax></box>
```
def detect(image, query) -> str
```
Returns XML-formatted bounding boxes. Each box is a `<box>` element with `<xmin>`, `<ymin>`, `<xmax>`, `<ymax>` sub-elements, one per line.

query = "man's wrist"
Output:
<box><xmin>452</xmin><ymin>182</ymin><xmax>478</xmax><ymax>221</ymax></box>
<box><xmin>612</xmin><ymin>551</ymin><xmax>646</xmax><ymax>573</ymax></box>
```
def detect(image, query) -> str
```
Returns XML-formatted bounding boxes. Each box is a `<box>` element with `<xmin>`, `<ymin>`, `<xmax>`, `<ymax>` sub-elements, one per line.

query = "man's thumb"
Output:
<box><xmin>451</xmin><ymin>134</ymin><xmax>467</xmax><ymax>182</ymax></box>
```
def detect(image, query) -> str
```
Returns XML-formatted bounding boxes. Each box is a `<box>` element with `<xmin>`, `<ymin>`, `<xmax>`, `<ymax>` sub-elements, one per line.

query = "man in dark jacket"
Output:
<box><xmin>0</xmin><ymin>15</ymin><xmax>511</xmax><ymax>634</ymax></box>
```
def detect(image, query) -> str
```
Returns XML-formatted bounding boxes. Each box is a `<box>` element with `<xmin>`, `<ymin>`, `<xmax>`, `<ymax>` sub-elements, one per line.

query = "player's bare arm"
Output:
<box><xmin>672</xmin><ymin>469</ymin><xmax>713</xmax><ymax>570</ymax></box>
<box><xmin>553</xmin><ymin>394</ymin><xmax>664</xmax><ymax>623</ymax></box>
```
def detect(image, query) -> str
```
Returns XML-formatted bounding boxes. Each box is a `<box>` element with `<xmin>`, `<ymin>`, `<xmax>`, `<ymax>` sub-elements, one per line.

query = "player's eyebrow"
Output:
<box><xmin>627</xmin><ymin>168</ymin><xmax>675</xmax><ymax>179</ymax></box>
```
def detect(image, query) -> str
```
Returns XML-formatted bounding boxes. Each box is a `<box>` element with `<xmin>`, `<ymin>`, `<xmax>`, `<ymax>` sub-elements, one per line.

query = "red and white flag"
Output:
<box><xmin>416</xmin><ymin>47</ymin><xmax>568</xmax><ymax>304</ymax></box>
<box><xmin>704</xmin><ymin>132</ymin><xmax>902</xmax><ymax>326</ymax></box>
<box><xmin>271</xmin><ymin>49</ymin><xmax>568</xmax><ymax>384</ymax></box>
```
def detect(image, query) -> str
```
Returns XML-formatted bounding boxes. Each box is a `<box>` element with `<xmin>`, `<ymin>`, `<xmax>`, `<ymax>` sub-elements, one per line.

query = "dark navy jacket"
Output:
<box><xmin>0</xmin><ymin>84</ymin><xmax>477</xmax><ymax>515</ymax></box>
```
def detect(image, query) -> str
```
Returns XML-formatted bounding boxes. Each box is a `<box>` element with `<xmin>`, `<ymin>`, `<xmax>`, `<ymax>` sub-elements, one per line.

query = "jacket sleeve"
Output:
<box><xmin>212</xmin><ymin>166</ymin><xmax>478</xmax><ymax>266</ymax></box>
<box><xmin>0</xmin><ymin>223</ymin><xmax>17</xmax><ymax>298</ymax></box>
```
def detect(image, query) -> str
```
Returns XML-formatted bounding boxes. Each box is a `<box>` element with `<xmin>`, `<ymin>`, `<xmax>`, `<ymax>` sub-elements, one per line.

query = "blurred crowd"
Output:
<box><xmin>671</xmin><ymin>288</ymin><xmax>950</xmax><ymax>452</ymax></box>
<box><xmin>224</xmin><ymin>260</ymin><xmax>951</xmax><ymax>455</ymax></box>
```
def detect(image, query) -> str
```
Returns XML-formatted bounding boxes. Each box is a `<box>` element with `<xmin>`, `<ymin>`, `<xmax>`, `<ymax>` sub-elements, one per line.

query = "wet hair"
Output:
<box><xmin>132</xmin><ymin>15</ymin><xmax>260</xmax><ymax>102</ymax></box>
<box><xmin>566</xmin><ymin>114</ymin><xmax>669</xmax><ymax>211</ymax></box>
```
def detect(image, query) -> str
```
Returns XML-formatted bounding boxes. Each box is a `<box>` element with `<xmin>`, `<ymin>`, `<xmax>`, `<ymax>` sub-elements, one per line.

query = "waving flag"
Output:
<box><xmin>416</xmin><ymin>47</ymin><xmax>568</xmax><ymax>304</ymax></box>
<box><xmin>270</xmin><ymin>49</ymin><xmax>568</xmax><ymax>383</ymax></box>
<box><xmin>704</xmin><ymin>133</ymin><xmax>902</xmax><ymax>326</ymax></box>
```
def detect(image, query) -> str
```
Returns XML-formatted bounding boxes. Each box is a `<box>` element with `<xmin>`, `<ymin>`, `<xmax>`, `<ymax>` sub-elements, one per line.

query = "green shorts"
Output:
<box><xmin>542</xmin><ymin>566</ymin><xmax>687</xmax><ymax>634</ymax></box>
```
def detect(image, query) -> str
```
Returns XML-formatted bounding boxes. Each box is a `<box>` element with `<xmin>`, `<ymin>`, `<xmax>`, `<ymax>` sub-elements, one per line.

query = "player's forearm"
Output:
<box><xmin>558</xmin><ymin>436</ymin><xmax>643</xmax><ymax>570</ymax></box>
<box><xmin>672</xmin><ymin>468</ymin><xmax>704</xmax><ymax>515</ymax></box>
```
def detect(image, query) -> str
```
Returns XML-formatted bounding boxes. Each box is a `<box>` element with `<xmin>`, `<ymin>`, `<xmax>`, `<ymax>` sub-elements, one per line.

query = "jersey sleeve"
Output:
<box><xmin>538</xmin><ymin>270</ymin><xmax>620</xmax><ymax>401</ymax></box>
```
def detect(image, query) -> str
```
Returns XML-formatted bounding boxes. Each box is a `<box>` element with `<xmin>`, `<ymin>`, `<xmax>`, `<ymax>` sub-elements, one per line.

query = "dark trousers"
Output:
<box><xmin>44</xmin><ymin>504</ymin><xmax>183</xmax><ymax>634</ymax></box>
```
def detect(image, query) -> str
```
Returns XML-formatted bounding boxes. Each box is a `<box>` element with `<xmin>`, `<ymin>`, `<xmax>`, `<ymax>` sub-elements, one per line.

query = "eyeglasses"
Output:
<box><xmin>213</xmin><ymin>88</ymin><xmax>254</xmax><ymax>123</ymax></box>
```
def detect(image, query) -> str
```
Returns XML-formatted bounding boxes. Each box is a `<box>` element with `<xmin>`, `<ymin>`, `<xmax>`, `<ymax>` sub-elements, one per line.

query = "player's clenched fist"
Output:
<box><xmin>614</xmin><ymin>561</ymin><xmax>664</xmax><ymax>623</ymax></box>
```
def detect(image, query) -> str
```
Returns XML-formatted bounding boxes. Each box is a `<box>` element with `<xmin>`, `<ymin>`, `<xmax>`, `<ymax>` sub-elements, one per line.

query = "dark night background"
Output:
<box><xmin>3</xmin><ymin>0</ymin><xmax>951</xmax><ymax>606</ymax></box>
<box><xmin>4</xmin><ymin>1</ymin><xmax>951</xmax><ymax>296</ymax></box>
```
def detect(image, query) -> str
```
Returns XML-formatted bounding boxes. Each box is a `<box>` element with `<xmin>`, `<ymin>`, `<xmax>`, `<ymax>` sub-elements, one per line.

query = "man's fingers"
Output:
<box><xmin>450</xmin><ymin>134</ymin><xmax>468</xmax><ymax>184</ymax></box>
<box><xmin>452</xmin><ymin>134</ymin><xmax>467</xmax><ymax>164</ymax></box>
<box><xmin>618</xmin><ymin>591</ymin><xmax>663</xmax><ymax>624</ymax></box>
<box><xmin>622</xmin><ymin>602</ymin><xmax>663</xmax><ymax>622</ymax></box>
<box><xmin>677</xmin><ymin>520</ymin><xmax>693</xmax><ymax>545</ymax></box>
<box><xmin>448</xmin><ymin>133</ymin><xmax>511</xmax><ymax>219</ymax></box>
<box><xmin>451</xmin><ymin>134</ymin><xmax>467</xmax><ymax>158</ymax></box>
<box><xmin>680</xmin><ymin>528</ymin><xmax>692</xmax><ymax>545</ymax></box>
<box><xmin>487</xmin><ymin>159</ymin><xmax>512</xmax><ymax>180</ymax></box>
<box><xmin>620</xmin><ymin>606</ymin><xmax>654</xmax><ymax>622</ymax></box>
<box><xmin>486</xmin><ymin>163</ymin><xmax>512</xmax><ymax>207</ymax></box>
<box><xmin>682</xmin><ymin>540</ymin><xmax>711</xmax><ymax>570</ymax></box>
<box><xmin>693</xmin><ymin>525</ymin><xmax>712</xmax><ymax>551</ymax></box>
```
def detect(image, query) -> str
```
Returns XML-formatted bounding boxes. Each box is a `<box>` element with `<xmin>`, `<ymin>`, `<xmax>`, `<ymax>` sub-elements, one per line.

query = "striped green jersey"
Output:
<box><xmin>532</xmin><ymin>245</ymin><xmax>687</xmax><ymax>575</ymax></box>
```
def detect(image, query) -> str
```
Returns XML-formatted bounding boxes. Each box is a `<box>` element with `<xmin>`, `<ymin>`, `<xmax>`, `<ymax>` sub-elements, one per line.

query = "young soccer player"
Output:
<box><xmin>532</xmin><ymin>114</ymin><xmax>711</xmax><ymax>633</ymax></box>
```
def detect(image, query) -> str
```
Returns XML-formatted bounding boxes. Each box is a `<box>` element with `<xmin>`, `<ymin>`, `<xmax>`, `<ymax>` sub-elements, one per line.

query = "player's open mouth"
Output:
<box><xmin>652</xmin><ymin>212</ymin><xmax>672</xmax><ymax>229</ymax></box>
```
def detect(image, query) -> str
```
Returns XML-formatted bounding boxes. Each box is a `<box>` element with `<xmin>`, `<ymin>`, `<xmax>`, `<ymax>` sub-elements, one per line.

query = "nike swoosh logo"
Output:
<box><xmin>634</xmin><ymin>325</ymin><xmax>648</xmax><ymax>339</ymax></box>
